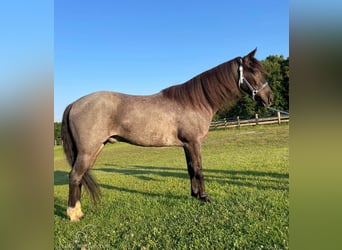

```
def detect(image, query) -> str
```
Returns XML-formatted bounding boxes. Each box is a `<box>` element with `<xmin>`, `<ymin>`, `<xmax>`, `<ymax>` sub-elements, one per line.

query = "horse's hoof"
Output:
<box><xmin>67</xmin><ymin>201</ymin><xmax>84</xmax><ymax>222</ymax></box>
<box><xmin>68</xmin><ymin>214</ymin><xmax>80</xmax><ymax>222</ymax></box>
<box><xmin>191</xmin><ymin>192</ymin><xmax>200</xmax><ymax>199</ymax></box>
<box><xmin>200</xmin><ymin>196</ymin><xmax>211</xmax><ymax>203</ymax></box>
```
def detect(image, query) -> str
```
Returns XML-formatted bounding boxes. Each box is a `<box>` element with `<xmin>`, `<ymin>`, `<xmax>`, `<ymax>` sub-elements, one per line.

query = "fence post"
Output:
<box><xmin>277</xmin><ymin>111</ymin><xmax>281</xmax><ymax>124</ymax></box>
<box><xmin>255</xmin><ymin>114</ymin><xmax>259</xmax><ymax>125</ymax></box>
<box><xmin>237</xmin><ymin>116</ymin><xmax>240</xmax><ymax>128</ymax></box>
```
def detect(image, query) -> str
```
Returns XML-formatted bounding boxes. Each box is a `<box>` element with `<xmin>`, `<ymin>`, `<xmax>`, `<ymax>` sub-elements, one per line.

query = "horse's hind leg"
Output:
<box><xmin>67</xmin><ymin>156</ymin><xmax>87</xmax><ymax>221</ymax></box>
<box><xmin>67</xmin><ymin>145</ymin><xmax>103</xmax><ymax>221</ymax></box>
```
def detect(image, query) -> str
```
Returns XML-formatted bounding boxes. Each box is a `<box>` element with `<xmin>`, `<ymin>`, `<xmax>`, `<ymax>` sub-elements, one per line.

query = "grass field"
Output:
<box><xmin>54</xmin><ymin>124</ymin><xmax>289</xmax><ymax>249</ymax></box>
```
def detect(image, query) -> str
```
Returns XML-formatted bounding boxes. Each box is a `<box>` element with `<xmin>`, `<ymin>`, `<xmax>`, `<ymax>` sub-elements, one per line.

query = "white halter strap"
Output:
<box><xmin>238</xmin><ymin>60</ymin><xmax>268</xmax><ymax>100</ymax></box>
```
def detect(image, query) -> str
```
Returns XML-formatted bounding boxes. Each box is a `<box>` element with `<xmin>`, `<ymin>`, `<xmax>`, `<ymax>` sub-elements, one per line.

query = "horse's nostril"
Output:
<box><xmin>268</xmin><ymin>93</ymin><xmax>274</xmax><ymax>105</ymax></box>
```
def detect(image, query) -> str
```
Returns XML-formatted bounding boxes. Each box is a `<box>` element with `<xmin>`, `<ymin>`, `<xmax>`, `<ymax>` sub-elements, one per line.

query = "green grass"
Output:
<box><xmin>54</xmin><ymin>124</ymin><xmax>289</xmax><ymax>249</ymax></box>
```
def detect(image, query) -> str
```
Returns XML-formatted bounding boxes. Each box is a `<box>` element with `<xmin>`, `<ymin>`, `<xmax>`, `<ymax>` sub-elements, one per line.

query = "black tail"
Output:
<box><xmin>82</xmin><ymin>172</ymin><xmax>101</xmax><ymax>203</ymax></box>
<box><xmin>61</xmin><ymin>104</ymin><xmax>76</xmax><ymax>167</ymax></box>
<box><xmin>61</xmin><ymin>104</ymin><xmax>101</xmax><ymax>203</ymax></box>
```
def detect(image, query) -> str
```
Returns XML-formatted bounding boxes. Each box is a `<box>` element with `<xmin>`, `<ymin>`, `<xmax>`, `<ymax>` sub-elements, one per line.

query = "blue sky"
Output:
<box><xmin>55</xmin><ymin>0</ymin><xmax>288</xmax><ymax>121</ymax></box>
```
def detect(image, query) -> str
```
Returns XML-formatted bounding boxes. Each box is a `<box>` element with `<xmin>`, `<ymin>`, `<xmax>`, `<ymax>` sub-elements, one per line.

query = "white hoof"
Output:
<box><xmin>67</xmin><ymin>201</ymin><xmax>84</xmax><ymax>222</ymax></box>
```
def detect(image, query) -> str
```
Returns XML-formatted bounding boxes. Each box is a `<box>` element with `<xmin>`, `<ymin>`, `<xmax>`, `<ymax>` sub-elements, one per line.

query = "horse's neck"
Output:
<box><xmin>198</xmin><ymin>64</ymin><xmax>241</xmax><ymax>115</ymax></box>
<box><xmin>211</xmin><ymin>95</ymin><xmax>240</xmax><ymax>117</ymax></box>
<box><xmin>205</xmin><ymin>81</ymin><xmax>241</xmax><ymax>116</ymax></box>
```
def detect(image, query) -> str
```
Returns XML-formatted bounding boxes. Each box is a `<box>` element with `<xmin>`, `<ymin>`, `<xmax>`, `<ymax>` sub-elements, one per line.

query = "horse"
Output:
<box><xmin>61</xmin><ymin>48</ymin><xmax>273</xmax><ymax>221</ymax></box>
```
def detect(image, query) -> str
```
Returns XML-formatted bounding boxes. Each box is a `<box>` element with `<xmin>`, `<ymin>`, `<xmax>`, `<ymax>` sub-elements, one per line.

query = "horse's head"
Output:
<box><xmin>238</xmin><ymin>48</ymin><xmax>273</xmax><ymax>107</ymax></box>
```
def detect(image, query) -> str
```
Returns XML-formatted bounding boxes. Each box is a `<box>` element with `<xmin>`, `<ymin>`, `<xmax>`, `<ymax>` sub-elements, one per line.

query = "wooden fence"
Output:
<box><xmin>210</xmin><ymin>112</ymin><xmax>289</xmax><ymax>130</ymax></box>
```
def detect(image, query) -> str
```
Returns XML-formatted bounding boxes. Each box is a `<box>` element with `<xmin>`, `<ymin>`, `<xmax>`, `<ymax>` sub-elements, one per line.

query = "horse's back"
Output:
<box><xmin>67</xmin><ymin>90</ymin><xmax>209</xmax><ymax>149</ymax></box>
<box><xmin>67</xmin><ymin>91</ymin><xmax>179</xmax><ymax>146</ymax></box>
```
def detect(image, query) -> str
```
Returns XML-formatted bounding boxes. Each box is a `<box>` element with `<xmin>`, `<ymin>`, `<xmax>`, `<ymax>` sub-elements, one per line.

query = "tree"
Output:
<box><xmin>262</xmin><ymin>55</ymin><xmax>289</xmax><ymax>112</ymax></box>
<box><xmin>54</xmin><ymin>122</ymin><xmax>62</xmax><ymax>145</ymax></box>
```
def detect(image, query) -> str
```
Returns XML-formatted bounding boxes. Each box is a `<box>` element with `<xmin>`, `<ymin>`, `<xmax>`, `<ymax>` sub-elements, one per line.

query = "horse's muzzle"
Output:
<box><xmin>256</xmin><ymin>89</ymin><xmax>273</xmax><ymax>107</ymax></box>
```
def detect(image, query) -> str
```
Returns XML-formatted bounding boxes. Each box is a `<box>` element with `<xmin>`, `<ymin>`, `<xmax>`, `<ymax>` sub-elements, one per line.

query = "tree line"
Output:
<box><xmin>54</xmin><ymin>122</ymin><xmax>62</xmax><ymax>145</ymax></box>
<box><xmin>54</xmin><ymin>55</ymin><xmax>289</xmax><ymax>145</ymax></box>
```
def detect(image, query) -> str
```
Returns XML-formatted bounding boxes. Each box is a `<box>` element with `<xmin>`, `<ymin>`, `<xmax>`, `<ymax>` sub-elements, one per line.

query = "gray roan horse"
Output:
<box><xmin>62</xmin><ymin>49</ymin><xmax>273</xmax><ymax>221</ymax></box>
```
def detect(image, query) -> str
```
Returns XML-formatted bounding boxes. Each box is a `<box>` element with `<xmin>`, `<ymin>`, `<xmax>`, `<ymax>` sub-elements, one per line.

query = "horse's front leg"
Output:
<box><xmin>183</xmin><ymin>142</ymin><xmax>211</xmax><ymax>202</ymax></box>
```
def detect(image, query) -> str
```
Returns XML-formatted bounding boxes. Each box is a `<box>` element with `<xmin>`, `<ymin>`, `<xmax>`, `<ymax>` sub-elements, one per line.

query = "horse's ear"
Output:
<box><xmin>243</xmin><ymin>48</ymin><xmax>257</xmax><ymax>65</ymax></box>
<box><xmin>247</xmin><ymin>48</ymin><xmax>257</xmax><ymax>58</ymax></box>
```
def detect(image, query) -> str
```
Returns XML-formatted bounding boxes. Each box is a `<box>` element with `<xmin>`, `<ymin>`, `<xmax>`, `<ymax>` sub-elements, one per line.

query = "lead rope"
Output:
<box><xmin>267</xmin><ymin>107</ymin><xmax>289</xmax><ymax>115</ymax></box>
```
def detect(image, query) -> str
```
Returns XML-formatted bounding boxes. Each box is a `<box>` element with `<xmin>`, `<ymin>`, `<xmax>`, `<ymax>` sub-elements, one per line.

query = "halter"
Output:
<box><xmin>238</xmin><ymin>59</ymin><xmax>269</xmax><ymax>100</ymax></box>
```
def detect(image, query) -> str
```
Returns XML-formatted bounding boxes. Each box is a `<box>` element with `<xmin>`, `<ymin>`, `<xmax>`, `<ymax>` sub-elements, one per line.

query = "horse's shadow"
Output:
<box><xmin>97</xmin><ymin>164</ymin><xmax>188</xmax><ymax>181</ymax></box>
<box><xmin>205</xmin><ymin>169</ymin><xmax>289</xmax><ymax>191</ymax></box>
<box><xmin>54</xmin><ymin>165</ymin><xmax>288</xmax><ymax>217</ymax></box>
<box><xmin>54</xmin><ymin>171</ymin><xmax>69</xmax><ymax>219</ymax></box>
<box><xmin>54</xmin><ymin>198</ymin><xmax>67</xmax><ymax>219</ymax></box>
<box><xmin>53</xmin><ymin>168</ymin><xmax>187</xmax><ymax>219</ymax></box>
<box><xmin>54</xmin><ymin>170</ymin><xmax>69</xmax><ymax>185</ymax></box>
<box><xmin>55</xmin><ymin>165</ymin><xmax>288</xmax><ymax>190</ymax></box>
<box><xmin>96</xmin><ymin>164</ymin><xmax>289</xmax><ymax>191</ymax></box>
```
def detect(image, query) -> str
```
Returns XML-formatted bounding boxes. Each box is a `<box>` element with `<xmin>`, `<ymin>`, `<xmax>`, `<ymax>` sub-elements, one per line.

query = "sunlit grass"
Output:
<box><xmin>54</xmin><ymin>124</ymin><xmax>289</xmax><ymax>249</ymax></box>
